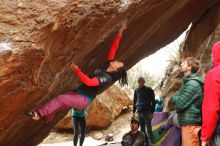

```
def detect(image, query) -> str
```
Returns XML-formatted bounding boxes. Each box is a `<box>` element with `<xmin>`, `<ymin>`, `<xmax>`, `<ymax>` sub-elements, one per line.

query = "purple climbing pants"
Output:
<box><xmin>37</xmin><ymin>91</ymin><xmax>91</xmax><ymax>122</ymax></box>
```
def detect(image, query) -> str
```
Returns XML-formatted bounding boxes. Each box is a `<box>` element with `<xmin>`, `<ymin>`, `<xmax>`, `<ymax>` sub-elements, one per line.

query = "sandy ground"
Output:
<box><xmin>39</xmin><ymin>111</ymin><xmax>131</xmax><ymax>145</ymax></box>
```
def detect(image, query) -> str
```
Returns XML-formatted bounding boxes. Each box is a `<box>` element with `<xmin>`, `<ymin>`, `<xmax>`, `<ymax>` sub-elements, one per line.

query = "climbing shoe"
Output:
<box><xmin>26</xmin><ymin>111</ymin><xmax>40</xmax><ymax>121</ymax></box>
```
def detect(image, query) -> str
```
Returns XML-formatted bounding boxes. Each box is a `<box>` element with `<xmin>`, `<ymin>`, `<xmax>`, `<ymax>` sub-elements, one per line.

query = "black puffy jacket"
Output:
<box><xmin>76</xmin><ymin>69</ymin><xmax>112</xmax><ymax>99</ymax></box>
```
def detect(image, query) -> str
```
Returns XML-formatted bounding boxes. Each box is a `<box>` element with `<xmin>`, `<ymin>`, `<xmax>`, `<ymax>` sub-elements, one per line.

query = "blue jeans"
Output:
<box><xmin>138</xmin><ymin>111</ymin><xmax>153</xmax><ymax>145</ymax></box>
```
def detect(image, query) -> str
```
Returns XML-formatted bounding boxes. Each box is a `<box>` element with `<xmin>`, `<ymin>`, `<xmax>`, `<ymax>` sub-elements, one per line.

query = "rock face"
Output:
<box><xmin>161</xmin><ymin>2</ymin><xmax>220</xmax><ymax>112</ymax></box>
<box><xmin>0</xmin><ymin>0</ymin><xmax>219</xmax><ymax>146</ymax></box>
<box><xmin>182</xmin><ymin>2</ymin><xmax>220</xmax><ymax>73</ymax></box>
<box><xmin>55</xmin><ymin>85</ymin><xmax>132</xmax><ymax>130</ymax></box>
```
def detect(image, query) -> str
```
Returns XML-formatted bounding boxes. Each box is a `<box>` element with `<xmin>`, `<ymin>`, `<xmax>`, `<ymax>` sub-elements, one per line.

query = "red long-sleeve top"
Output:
<box><xmin>201</xmin><ymin>41</ymin><xmax>220</xmax><ymax>141</ymax></box>
<box><xmin>72</xmin><ymin>34</ymin><xmax>122</xmax><ymax>86</ymax></box>
<box><xmin>107</xmin><ymin>34</ymin><xmax>122</xmax><ymax>61</ymax></box>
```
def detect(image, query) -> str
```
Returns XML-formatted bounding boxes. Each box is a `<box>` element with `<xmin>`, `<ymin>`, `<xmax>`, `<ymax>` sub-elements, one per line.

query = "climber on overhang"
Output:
<box><xmin>27</xmin><ymin>22</ymin><xmax>128</xmax><ymax>123</ymax></box>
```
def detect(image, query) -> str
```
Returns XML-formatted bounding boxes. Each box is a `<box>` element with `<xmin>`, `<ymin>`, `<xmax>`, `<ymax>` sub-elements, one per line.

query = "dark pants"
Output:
<box><xmin>138</xmin><ymin>111</ymin><xmax>153</xmax><ymax>145</ymax></box>
<box><xmin>73</xmin><ymin>116</ymin><xmax>86</xmax><ymax>146</ymax></box>
<box><xmin>211</xmin><ymin>134</ymin><xmax>220</xmax><ymax>146</ymax></box>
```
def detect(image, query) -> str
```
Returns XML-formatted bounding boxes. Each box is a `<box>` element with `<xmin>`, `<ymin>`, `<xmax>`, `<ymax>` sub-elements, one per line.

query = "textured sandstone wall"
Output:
<box><xmin>161</xmin><ymin>2</ymin><xmax>220</xmax><ymax>112</ymax></box>
<box><xmin>182</xmin><ymin>2</ymin><xmax>220</xmax><ymax>73</ymax></box>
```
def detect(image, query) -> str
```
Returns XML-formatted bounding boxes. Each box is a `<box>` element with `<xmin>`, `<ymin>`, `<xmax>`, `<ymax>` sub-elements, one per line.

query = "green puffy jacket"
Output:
<box><xmin>172</xmin><ymin>73</ymin><xmax>204</xmax><ymax>126</ymax></box>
